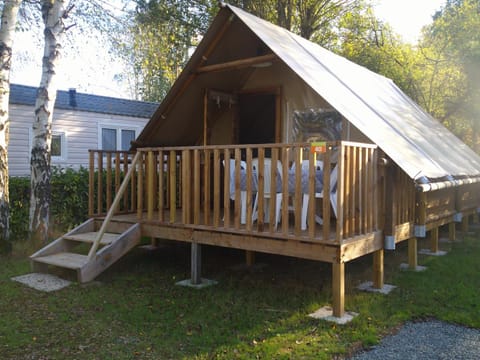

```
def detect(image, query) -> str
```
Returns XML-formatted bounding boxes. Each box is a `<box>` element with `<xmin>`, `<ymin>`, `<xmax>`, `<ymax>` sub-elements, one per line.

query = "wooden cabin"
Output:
<box><xmin>31</xmin><ymin>4</ymin><xmax>480</xmax><ymax>319</ymax></box>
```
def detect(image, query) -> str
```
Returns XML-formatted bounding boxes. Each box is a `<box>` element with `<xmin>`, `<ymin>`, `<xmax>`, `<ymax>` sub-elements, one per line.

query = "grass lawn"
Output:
<box><xmin>1</xmin><ymin>226</ymin><xmax>479</xmax><ymax>359</ymax></box>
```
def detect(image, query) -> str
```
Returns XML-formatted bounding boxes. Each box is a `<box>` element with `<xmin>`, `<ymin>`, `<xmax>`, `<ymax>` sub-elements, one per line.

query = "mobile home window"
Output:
<box><xmin>100</xmin><ymin>127</ymin><xmax>137</xmax><ymax>151</ymax></box>
<box><xmin>51</xmin><ymin>135</ymin><xmax>62</xmax><ymax>156</ymax></box>
<box><xmin>102</xmin><ymin>128</ymin><xmax>117</xmax><ymax>151</ymax></box>
<box><xmin>121</xmin><ymin>129</ymin><xmax>135</xmax><ymax>151</ymax></box>
<box><xmin>51</xmin><ymin>132</ymin><xmax>67</xmax><ymax>161</ymax></box>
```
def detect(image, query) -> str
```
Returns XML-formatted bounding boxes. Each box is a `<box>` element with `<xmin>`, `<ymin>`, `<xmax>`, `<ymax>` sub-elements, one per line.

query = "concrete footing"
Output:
<box><xmin>400</xmin><ymin>263</ymin><xmax>427</xmax><ymax>272</ymax></box>
<box><xmin>419</xmin><ymin>249</ymin><xmax>447</xmax><ymax>256</ymax></box>
<box><xmin>308</xmin><ymin>306</ymin><xmax>358</xmax><ymax>324</ymax></box>
<box><xmin>357</xmin><ymin>281</ymin><xmax>396</xmax><ymax>294</ymax></box>
<box><xmin>175</xmin><ymin>278</ymin><xmax>218</xmax><ymax>289</ymax></box>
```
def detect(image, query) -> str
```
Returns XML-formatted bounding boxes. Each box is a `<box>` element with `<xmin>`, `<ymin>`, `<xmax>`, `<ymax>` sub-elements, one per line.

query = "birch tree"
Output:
<box><xmin>0</xmin><ymin>0</ymin><xmax>22</xmax><ymax>253</ymax></box>
<box><xmin>30</xmin><ymin>0</ymin><xmax>70</xmax><ymax>245</ymax></box>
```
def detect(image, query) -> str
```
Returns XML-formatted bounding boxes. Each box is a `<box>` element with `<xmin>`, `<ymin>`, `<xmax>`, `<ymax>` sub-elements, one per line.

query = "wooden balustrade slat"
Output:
<box><xmin>308</xmin><ymin>154</ymin><xmax>316</xmax><ymax>238</ymax></box>
<box><xmin>336</xmin><ymin>144</ymin><xmax>345</xmax><ymax>242</ymax></box>
<box><xmin>213</xmin><ymin>150</ymin><xmax>220</xmax><ymax>227</ymax></box>
<box><xmin>257</xmin><ymin>149</ymin><xmax>265</xmax><ymax>231</ymax></box>
<box><xmin>269</xmin><ymin>148</ymin><xmax>279</xmax><ymax>232</ymax></box>
<box><xmin>158</xmin><ymin>151</ymin><xmax>164</xmax><ymax>221</ymax></box>
<box><xmin>97</xmin><ymin>151</ymin><xmax>103</xmax><ymax>214</ymax></box>
<box><xmin>323</xmin><ymin>151</ymin><xmax>331</xmax><ymax>241</ymax></box>
<box><xmin>246</xmin><ymin>148</ymin><xmax>253</xmax><ymax>231</ymax></box>
<box><xmin>147</xmin><ymin>151</ymin><xmax>155</xmax><ymax>221</ymax></box>
<box><xmin>137</xmin><ymin>152</ymin><xmax>144</xmax><ymax>219</ymax></box>
<box><xmin>88</xmin><ymin>151</ymin><xmax>94</xmax><ymax>216</ymax></box>
<box><xmin>114</xmin><ymin>152</ymin><xmax>121</xmax><ymax>212</ymax></box>
<box><xmin>106</xmin><ymin>152</ymin><xmax>112</xmax><ymax>211</ymax></box>
<box><xmin>204</xmin><ymin>149</ymin><xmax>211</xmax><ymax>226</ymax></box>
<box><xmin>294</xmin><ymin>147</ymin><xmax>302</xmax><ymax>236</ymax></box>
<box><xmin>194</xmin><ymin>149</ymin><xmax>201</xmax><ymax>225</ymax></box>
<box><xmin>281</xmin><ymin>147</ymin><xmax>289</xmax><ymax>235</ymax></box>
<box><xmin>223</xmin><ymin>149</ymin><xmax>231</xmax><ymax>227</ymax></box>
<box><xmin>169</xmin><ymin>150</ymin><xmax>176</xmax><ymax>223</ymax></box>
<box><xmin>234</xmin><ymin>148</ymin><xmax>242</xmax><ymax>229</ymax></box>
<box><xmin>182</xmin><ymin>150</ymin><xmax>189</xmax><ymax>224</ymax></box>
<box><xmin>123</xmin><ymin>152</ymin><xmax>129</xmax><ymax>212</ymax></box>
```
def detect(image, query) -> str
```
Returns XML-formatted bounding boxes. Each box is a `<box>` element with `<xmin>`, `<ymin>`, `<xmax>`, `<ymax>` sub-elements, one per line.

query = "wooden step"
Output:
<box><xmin>32</xmin><ymin>252</ymin><xmax>89</xmax><ymax>270</ymax></box>
<box><xmin>64</xmin><ymin>232</ymin><xmax>119</xmax><ymax>245</ymax></box>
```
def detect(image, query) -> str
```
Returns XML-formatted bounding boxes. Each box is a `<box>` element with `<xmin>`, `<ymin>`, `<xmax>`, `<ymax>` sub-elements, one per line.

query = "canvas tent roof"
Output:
<box><xmin>136</xmin><ymin>4</ymin><xmax>480</xmax><ymax>185</ymax></box>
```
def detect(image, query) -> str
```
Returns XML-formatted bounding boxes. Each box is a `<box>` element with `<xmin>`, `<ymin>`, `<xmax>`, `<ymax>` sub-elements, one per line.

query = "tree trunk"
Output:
<box><xmin>29</xmin><ymin>0</ymin><xmax>67</xmax><ymax>246</ymax></box>
<box><xmin>0</xmin><ymin>0</ymin><xmax>21</xmax><ymax>253</ymax></box>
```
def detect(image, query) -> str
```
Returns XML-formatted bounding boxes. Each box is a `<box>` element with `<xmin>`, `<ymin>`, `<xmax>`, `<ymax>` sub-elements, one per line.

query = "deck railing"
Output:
<box><xmin>88</xmin><ymin>150</ymin><xmax>137</xmax><ymax>217</ymax></box>
<box><xmin>89</xmin><ymin>142</ymin><xmax>379</xmax><ymax>243</ymax></box>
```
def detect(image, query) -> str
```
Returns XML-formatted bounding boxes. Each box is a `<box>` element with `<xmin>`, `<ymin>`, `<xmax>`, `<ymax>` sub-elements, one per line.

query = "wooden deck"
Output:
<box><xmin>76</xmin><ymin>141</ymin><xmax>480</xmax><ymax>318</ymax></box>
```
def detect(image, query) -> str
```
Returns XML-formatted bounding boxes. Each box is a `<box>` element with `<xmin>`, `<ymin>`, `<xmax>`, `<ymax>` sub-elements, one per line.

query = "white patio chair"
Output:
<box><xmin>223</xmin><ymin>159</ymin><xmax>248</xmax><ymax>224</ymax></box>
<box><xmin>301</xmin><ymin>164</ymin><xmax>338</xmax><ymax>230</ymax></box>
<box><xmin>251</xmin><ymin>158</ymin><xmax>283</xmax><ymax>229</ymax></box>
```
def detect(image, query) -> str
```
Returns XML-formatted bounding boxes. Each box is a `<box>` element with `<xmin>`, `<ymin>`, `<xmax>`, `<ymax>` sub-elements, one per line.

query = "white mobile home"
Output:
<box><xmin>8</xmin><ymin>84</ymin><xmax>158</xmax><ymax>176</ymax></box>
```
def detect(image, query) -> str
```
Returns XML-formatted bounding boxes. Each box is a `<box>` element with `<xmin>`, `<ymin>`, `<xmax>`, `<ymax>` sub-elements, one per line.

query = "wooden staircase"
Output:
<box><xmin>30</xmin><ymin>218</ymin><xmax>141</xmax><ymax>283</ymax></box>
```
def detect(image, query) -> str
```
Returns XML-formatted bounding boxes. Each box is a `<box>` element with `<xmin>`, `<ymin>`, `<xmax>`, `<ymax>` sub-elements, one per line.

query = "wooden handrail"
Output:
<box><xmin>88</xmin><ymin>151</ymin><xmax>142</xmax><ymax>260</ymax></box>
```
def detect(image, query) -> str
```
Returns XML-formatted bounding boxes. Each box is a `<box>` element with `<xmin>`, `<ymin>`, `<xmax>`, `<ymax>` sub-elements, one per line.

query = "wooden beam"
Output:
<box><xmin>373</xmin><ymin>249</ymin><xmax>384</xmax><ymax>289</ymax></box>
<box><xmin>332</xmin><ymin>261</ymin><xmax>345</xmax><ymax>318</ymax></box>
<box><xmin>461</xmin><ymin>215</ymin><xmax>469</xmax><ymax>232</ymax></box>
<box><xmin>245</xmin><ymin>251</ymin><xmax>255</xmax><ymax>266</ymax></box>
<box><xmin>430</xmin><ymin>227</ymin><xmax>439</xmax><ymax>253</ymax></box>
<box><xmin>191</xmin><ymin>243</ymin><xmax>202</xmax><ymax>285</ymax></box>
<box><xmin>340</xmin><ymin>231</ymin><xmax>383</xmax><ymax>263</ymax></box>
<box><xmin>408</xmin><ymin>237</ymin><xmax>417</xmax><ymax>269</ymax></box>
<box><xmin>192</xmin><ymin>230</ymin><xmax>338</xmax><ymax>263</ymax></box>
<box><xmin>449</xmin><ymin>222</ymin><xmax>456</xmax><ymax>241</ymax></box>
<box><xmin>196</xmin><ymin>54</ymin><xmax>278</xmax><ymax>74</ymax></box>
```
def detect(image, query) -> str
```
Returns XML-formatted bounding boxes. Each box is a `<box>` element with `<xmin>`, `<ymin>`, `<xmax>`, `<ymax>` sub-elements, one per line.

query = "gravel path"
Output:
<box><xmin>350</xmin><ymin>320</ymin><xmax>480</xmax><ymax>360</ymax></box>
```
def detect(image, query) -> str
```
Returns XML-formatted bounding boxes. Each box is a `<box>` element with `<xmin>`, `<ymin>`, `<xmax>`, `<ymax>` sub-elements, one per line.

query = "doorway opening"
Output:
<box><xmin>238</xmin><ymin>92</ymin><xmax>277</xmax><ymax>145</ymax></box>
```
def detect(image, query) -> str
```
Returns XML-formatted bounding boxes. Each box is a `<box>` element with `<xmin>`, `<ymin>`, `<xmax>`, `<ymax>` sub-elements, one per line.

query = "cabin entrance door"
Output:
<box><xmin>238</xmin><ymin>90</ymin><xmax>280</xmax><ymax>145</ymax></box>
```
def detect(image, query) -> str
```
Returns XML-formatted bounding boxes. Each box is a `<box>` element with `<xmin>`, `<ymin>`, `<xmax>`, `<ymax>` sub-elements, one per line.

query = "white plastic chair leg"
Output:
<box><xmin>241</xmin><ymin>191</ymin><xmax>247</xmax><ymax>224</ymax></box>
<box><xmin>274</xmin><ymin>194</ymin><xmax>282</xmax><ymax>230</ymax></box>
<box><xmin>330</xmin><ymin>192</ymin><xmax>338</xmax><ymax>218</ymax></box>
<box><xmin>252</xmin><ymin>194</ymin><xmax>258</xmax><ymax>221</ymax></box>
<box><xmin>301</xmin><ymin>193</ymin><xmax>309</xmax><ymax>231</ymax></box>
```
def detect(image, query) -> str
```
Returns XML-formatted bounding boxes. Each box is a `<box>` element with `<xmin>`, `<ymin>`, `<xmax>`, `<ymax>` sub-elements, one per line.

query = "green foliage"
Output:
<box><xmin>49</xmin><ymin>167</ymin><xmax>90</xmax><ymax>233</ymax></box>
<box><xmin>337</xmin><ymin>5</ymin><xmax>422</xmax><ymax>100</ymax></box>
<box><xmin>419</xmin><ymin>0</ymin><xmax>480</xmax><ymax>149</ymax></box>
<box><xmin>9</xmin><ymin>177</ymin><xmax>30</xmax><ymax>243</ymax></box>
<box><xmin>9</xmin><ymin>167</ymin><xmax>90</xmax><ymax>243</ymax></box>
<box><xmin>115</xmin><ymin>0</ymin><xmax>216</xmax><ymax>102</ymax></box>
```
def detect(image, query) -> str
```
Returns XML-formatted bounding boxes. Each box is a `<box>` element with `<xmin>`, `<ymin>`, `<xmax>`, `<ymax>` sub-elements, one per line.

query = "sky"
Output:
<box><xmin>373</xmin><ymin>0</ymin><xmax>446</xmax><ymax>43</ymax></box>
<box><xmin>10</xmin><ymin>0</ymin><xmax>447</xmax><ymax>100</ymax></box>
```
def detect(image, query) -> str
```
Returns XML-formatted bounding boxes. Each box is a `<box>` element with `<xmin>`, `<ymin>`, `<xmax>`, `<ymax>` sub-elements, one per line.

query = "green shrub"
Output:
<box><xmin>50</xmin><ymin>166</ymin><xmax>89</xmax><ymax>232</ymax></box>
<box><xmin>9</xmin><ymin>167</ymin><xmax>90</xmax><ymax>242</ymax></box>
<box><xmin>9</xmin><ymin>176</ymin><xmax>29</xmax><ymax>242</ymax></box>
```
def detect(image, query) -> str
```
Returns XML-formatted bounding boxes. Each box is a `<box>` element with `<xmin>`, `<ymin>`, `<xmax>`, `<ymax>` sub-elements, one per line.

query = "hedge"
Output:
<box><xmin>9</xmin><ymin>167</ymin><xmax>90</xmax><ymax>242</ymax></box>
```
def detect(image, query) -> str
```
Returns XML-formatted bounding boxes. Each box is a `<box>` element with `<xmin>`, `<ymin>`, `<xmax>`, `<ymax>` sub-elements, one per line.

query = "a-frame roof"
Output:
<box><xmin>136</xmin><ymin>4</ymin><xmax>480</xmax><ymax>184</ymax></box>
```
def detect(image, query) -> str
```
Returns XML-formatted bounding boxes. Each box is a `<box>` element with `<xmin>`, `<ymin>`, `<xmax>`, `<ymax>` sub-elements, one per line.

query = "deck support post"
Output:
<box><xmin>449</xmin><ymin>222</ymin><xmax>456</xmax><ymax>241</ymax></box>
<box><xmin>245</xmin><ymin>250</ymin><xmax>255</xmax><ymax>266</ymax></box>
<box><xmin>430</xmin><ymin>227</ymin><xmax>439</xmax><ymax>253</ymax></box>
<box><xmin>461</xmin><ymin>215</ymin><xmax>469</xmax><ymax>232</ymax></box>
<box><xmin>372</xmin><ymin>249</ymin><xmax>384</xmax><ymax>289</ymax></box>
<box><xmin>191</xmin><ymin>243</ymin><xmax>202</xmax><ymax>285</ymax></box>
<box><xmin>408</xmin><ymin>237</ymin><xmax>418</xmax><ymax>269</ymax></box>
<box><xmin>332</xmin><ymin>261</ymin><xmax>345</xmax><ymax>318</ymax></box>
